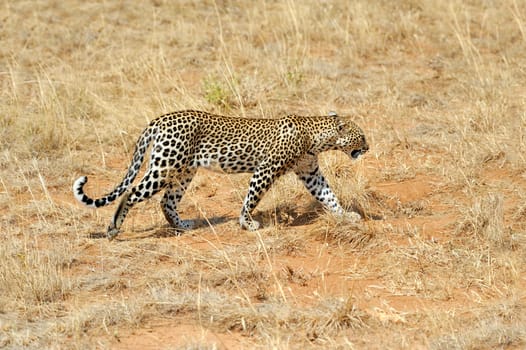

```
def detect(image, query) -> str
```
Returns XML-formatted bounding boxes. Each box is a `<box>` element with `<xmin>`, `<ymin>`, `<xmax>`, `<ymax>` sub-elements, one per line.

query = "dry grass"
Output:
<box><xmin>1</xmin><ymin>0</ymin><xmax>526</xmax><ymax>349</ymax></box>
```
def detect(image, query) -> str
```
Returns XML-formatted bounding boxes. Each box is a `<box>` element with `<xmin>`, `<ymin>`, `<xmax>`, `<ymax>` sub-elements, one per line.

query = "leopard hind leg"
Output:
<box><xmin>160</xmin><ymin>167</ymin><xmax>196</xmax><ymax>231</ymax></box>
<box><xmin>107</xmin><ymin>168</ymin><xmax>166</xmax><ymax>240</ymax></box>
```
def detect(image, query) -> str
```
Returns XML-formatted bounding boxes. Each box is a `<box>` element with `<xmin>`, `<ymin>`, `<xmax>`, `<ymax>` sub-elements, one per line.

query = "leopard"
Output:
<box><xmin>73</xmin><ymin>110</ymin><xmax>369</xmax><ymax>240</ymax></box>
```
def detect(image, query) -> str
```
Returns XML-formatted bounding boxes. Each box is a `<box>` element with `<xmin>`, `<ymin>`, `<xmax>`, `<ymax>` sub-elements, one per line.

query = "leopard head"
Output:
<box><xmin>330</xmin><ymin>112</ymin><xmax>369</xmax><ymax>159</ymax></box>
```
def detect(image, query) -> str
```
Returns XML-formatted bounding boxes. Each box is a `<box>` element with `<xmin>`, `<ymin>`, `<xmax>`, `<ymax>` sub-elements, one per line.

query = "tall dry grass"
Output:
<box><xmin>1</xmin><ymin>0</ymin><xmax>526</xmax><ymax>349</ymax></box>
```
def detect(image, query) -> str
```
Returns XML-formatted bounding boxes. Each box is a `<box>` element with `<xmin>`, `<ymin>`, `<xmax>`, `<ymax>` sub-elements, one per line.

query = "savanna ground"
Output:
<box><xmin>1</xmin><ymin>0</ymin><xmax>526</xmax><ymax>349</ymax></box>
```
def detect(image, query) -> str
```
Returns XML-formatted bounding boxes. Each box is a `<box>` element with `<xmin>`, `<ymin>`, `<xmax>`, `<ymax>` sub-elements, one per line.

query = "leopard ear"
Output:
<box><xmin>328</xmin><ymin>111</ymin><xmax>346</xmax><ymax>131</ymax></box>
<box><xmin>337</xmin><ymin>120</ymin><xmax>347</xmax><ymax>133</ymax></box>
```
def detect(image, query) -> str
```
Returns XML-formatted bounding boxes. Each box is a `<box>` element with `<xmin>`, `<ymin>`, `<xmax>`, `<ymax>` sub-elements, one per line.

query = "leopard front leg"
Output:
<box><xmin>240</xmin><ymin>163</ymin><xmax>282</xmax><ymax>231</ymax></box>
<box><xmin>240</xmin><ymin>126</ymin><xmax>308</xmax><ymax>231</ymax></box>
<box><xmin>295</xmin><ymin>160</ymin><xmax>361</xmax><ymax>221</ymax></box>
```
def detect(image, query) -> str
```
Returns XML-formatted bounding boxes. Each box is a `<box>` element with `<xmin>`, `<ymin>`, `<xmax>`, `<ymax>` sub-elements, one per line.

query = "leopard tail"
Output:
<box><xmin>72</xmin><ymin>125</ymin><xmax>157</xmax><ymax>208</ymax></box>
